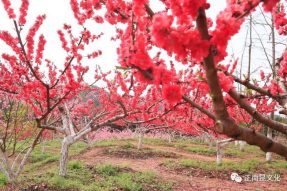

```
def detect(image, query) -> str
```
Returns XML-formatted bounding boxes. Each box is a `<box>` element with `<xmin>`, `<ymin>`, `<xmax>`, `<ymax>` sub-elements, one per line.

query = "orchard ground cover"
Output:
<box><xmin>0</xmin><ymin>136</ymin><xmax>286</xmax><ymax>191</ymax></box>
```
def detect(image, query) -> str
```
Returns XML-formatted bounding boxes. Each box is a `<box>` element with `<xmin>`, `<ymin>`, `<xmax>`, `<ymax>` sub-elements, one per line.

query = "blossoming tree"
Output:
<box><xmin>71</xmin><ymin>0</ymin><xmax>287</xmax><ymax>158</ymax></box>
<box><xmin>1</xmin><ymin>1</ymin><xmax>287</xmax><ymax>184</ymax></box>
<box><xmin>0</xmin><ymin>0</ymin><xmax>104</xmax><ymax>181</ymax></box>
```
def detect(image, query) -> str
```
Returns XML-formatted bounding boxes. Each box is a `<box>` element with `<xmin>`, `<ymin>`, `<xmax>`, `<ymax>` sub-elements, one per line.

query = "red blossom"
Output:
<box><xmin>269</xmin><ymin>80</ymin><xmax>284</xmax><ymax>95</ymax></box>
<box><xmin>151</xmin><ymin>12</ymin><xmax>210</xmax><ymax>62</ymax></box>
<box><xmin>212</xmin><ymin>0</ymin><xmax>261</xmax><ymax>62</ymax></box>
<box><xmin>162</xmin><ymin>84</ymin><xmax>182</xmax><ymax>104</ymax></box>
<box><xmin>1</xmin><ymin>0</ymin><xmax>16</xmax><ymax>19</ymax></box>
<box><xmin>19</xmin><ymin>0</ymin><xmax>29</xmax><ymax>25</ymax></box>
<box><xmin>81</xmin><ymin>30</ymin><xmax>91</xmax><ymax>44</ymax></box>
<box><xmin>260</xmin><ymin>70</ymin><xmax>265</xmax><ymax>80</ymax></box>
<box><xmin>218</xmin><ymin>72</ymin><xmax>234</xmax><ymax>92</ymax></box>
<box><xmin>0</xmin><ymin>31</ymin><xmax>21</xmax><ymax>55</ymax></box>
<box><xmin>273</xmin><ymin>3</ymin><xmax>287</xmax><ymax>35</ymax></box>
<box><xmin>70</xmin><ymin>0</ymin><xmax>93</xmax><ymax>24</ymax></box>
<box><xmin>131</xmin><ymin>51</ymin><xmax>153</xmax><ymax>70</ymax></box>
<box><xmin>35</xmin><ymin>35</ymin><xmax>46</xmax><ymax>64</ymax></box>
<box><xmin>57</xmin><ymin>30</ymin><xmax>70</xmax><ymax>52</ymax></box>
<box><xmin>263</xmin><ymin>0</ymin><xmax>280</xmax><ymax>12</ymax></box>
<box><xmin>229</xmin><ymin>59</ymin><xmax>238</xmax><ymax>74</ymax></box>
<box><xmin>94</xmin><ymin>16</ymin><xmax>104</xmax><ymax>23</ymax></box>
<box><xmin>70</xmin><ymin>0</ymin><xmax>82</xmax><ymax>24</ymax></box>
<box><xmin>116</xmin><ymin>72</ymin><xmax>129</xmax><ymax>94</ymax></box>
<box><xmin>26</xmin><ymin>15</ymin><xmax>46</xmax><ymax>60</ymax></box>
<box><xmin>133</xmin><ymin>0</ymin><xmax>148</xmax><ymax>16</ymax></box>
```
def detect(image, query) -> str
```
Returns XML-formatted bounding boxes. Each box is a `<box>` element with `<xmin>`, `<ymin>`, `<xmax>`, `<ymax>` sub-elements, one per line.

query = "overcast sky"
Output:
<box><xmin>0</xmin><ymin>0</ymin><xmax>285</xmax><ymax>85</ymax></box>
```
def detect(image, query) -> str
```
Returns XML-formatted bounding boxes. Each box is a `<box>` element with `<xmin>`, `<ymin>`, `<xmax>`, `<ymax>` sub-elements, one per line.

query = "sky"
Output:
<box><xmin>0</xmin><ymin>0</ymin><xmax>285</xmax><ymax>85</ymax></box>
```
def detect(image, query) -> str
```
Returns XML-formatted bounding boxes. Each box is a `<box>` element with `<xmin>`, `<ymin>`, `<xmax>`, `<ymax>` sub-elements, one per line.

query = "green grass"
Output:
<box><xmin>30</xmin><ymin>150</ymin><xmax>56</xmax><ymax>163</ymax></box>
<box><xmin>31</xmin><ymin>139</ymin><xmax>89</xmax><ymax>158</ymax></box>
<box><xmin>92</xmin><ymin>138</ymin><xmax>135</xmax><ymax>148</ymax></box>
<box><xmin>223</xmin><ymin>144</ymin><xmax>266</xmax><ymax>157</ymax></box>
<box><xmin>163</xmin><ymin>158</ymin><xmax>260</xmax><ymax>173</ymax></box>
<box><xmin>180</xmin><ymin>141</ymin><xmax>268</xmax><ymax>158</ymax></box>
<box><xmin>0</xmin><ymin>173</ymin><xmax>7</xmax><ymax>187</ymax></box>
<box><xmin>143</xmin><ymin>137</ymin><xmax>208</xmax><ymax>148</ymax></box>
<box><xmin>265</xmin><ymin>161</ymin><xmax>287</xmax><ymax>169</ymax></box>
<box><xmin>187</xmin><ymin>138</ymin><xmax>209</xmax><ymax>145</ymax></box>
<box><xmin>216</xmin><ymin>159</ymin><xmax>260</xmax><ymax>173</ymax></box>
<box><xmin>93</xmin><ymin>167</ymin><xmax>173</xmax><ymax>191</ymax></box>
<box><xmin>185</xmin><ymin>147</ymin><xmax>216</xmax><ymax>156</ymax></box>
<box><xmin>68</xmin><ymin>160</ymin><xmax>84</xmax><ymax>170</ymax></box>
<box><xmin>224</xmin><ymin>147</ymin><xmax>245</xmax><ymax>157</ymax></box>
<box><xmin>163</xmin><ymin>158</ymin><xmax>287</xmax><ymax>174</ymax></box>
<box><xmin>94</xmin><ymin>164</ymin><xmax>120</xmax><ymax>176</ymax></box>
<box><xmin>121</xmin><ymin>142</ymin><xmax>135</xmax><ymax>149</ymax></box>
<box><xmin>29</xmin><ymin>161</ymin><xmax>95</xmax><ymax>190</ymax></box>
<box><xmin>175</xmin><ymin>141</ymin><xmax>272</xmax><ymax>158</ymax></box>
<box><xmin>26</xmin><ymin>162</ymin><xmax>173</xmax><ymax>191</ymax></box>
<box><xmin>141</xmin><ymin>138</ymin><xmax>174</xmax><ymax>147</ymax></box>
<box><xmin>263</xmin><ymin>161</ymin><xmax>287</xmax><ymax>174</ymax></box>
<box><xmin>48</xmin><ymin>175</ymin><xmax>85</xmax><ymax>190</ymax></box>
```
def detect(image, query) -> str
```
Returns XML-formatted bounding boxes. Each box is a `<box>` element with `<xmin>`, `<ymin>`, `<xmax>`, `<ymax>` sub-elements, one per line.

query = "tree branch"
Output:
<box><xmin>182</xmin><ymin>95</ymin><xmax>216</xmax><ymax>120</ymax></box>
<box><xmin>196</xmin><ymin>8</ymin><xmax>287</xmax><ymax>159</ymax></box>
<box><xmin>228</xmin><ymin>89</ymin><xmax>287</xmax><ymax>135</ymax></box>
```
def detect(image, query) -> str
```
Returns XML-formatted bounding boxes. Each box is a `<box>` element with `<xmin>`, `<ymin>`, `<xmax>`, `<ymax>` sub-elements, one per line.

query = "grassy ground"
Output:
<box><xmin>1</xmin><ymin>137</ymin><xmax>286</xmax><ymax>191</ymax></box>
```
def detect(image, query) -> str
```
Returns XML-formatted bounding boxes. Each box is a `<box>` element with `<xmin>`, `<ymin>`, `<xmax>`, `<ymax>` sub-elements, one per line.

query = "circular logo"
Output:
<box><xmin>231</xmin><ymin>172</ymin><xmax>242</xmax><ymax>183</ymax></box>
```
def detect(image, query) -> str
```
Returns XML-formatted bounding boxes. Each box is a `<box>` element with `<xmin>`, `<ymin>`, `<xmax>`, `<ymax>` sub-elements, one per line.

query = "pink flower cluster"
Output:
<box><xmin>151</xmin><ymin>12</ymin><xmax>210</xmax><ymax>62</ymax></box>
<box><xmin>162</xmin><ymin>84</ymin><xmax>182</xmax><ymax>104</ymax></box>
<box><xmin>19</xmin><ymin>0</ymin><xmax>29</xmax><ymax>25</ymax></box>
<box><xmin>273</xmin><ymin>3</ymin><xmax>287</xmax><ymax>35</ymax></box>
<box><xmin>35</xmin><ymin>35</ymin><xmax>46</xmax><ymax>64</ymax></box>
<box><xmin>218</xmin><ymin>72</ymin><xmax>234</xmax><ymax>92</ymax></box>
<box><xmin>0</xmin><ymin>31</ymin><xmax>21</xmax><ymax>56</ymax></box>
<box><xmin>1</xmin><ymin>0</ymin><xmax>16</xmax><ymax>19</ymax></box>
<box><xmin>26</xmin><ymin>15</ymin><xmax>46</xmax><ymax>60</ymax></box>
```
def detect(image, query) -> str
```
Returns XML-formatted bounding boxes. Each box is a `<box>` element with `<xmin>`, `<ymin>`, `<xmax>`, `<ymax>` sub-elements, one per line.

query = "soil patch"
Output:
<box><xmin>102</xmin><ymin>146</ymin><xmax>179</xmax><ymax>159</ymax></box>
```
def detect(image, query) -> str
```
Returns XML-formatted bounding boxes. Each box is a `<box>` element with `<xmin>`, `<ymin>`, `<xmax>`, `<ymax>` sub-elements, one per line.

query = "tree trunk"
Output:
<box><xmin>168</xmin><ymin>132</ymin><xmax>174</xmax><ymax>143</ymax></box>
<box><xmin>239</xmin><ymin>141</ymin><xmax>246</xmax><ymax>151</ymax></box>
<box><xmin>0</xmin><ymin>163</ymin><xmax>15</xmax><ymax>183</ymax></box>
<box><xmin>235</xmin><ymin>140</ymin><xmax>239</xmax><ymax>146</ymax></box>
<box><xmin>266</xmin><ymin>127</ymin><xmax>273</xmax><ymax>162</ymax></box>
<box><xmin>137</xmin><ymin>131</ymin><xmax>144</xmax><ymax>150</ymax></box>
<box><xmin>168</xmin><ymin>134</ymin><xmax>172</xmax><ymax>143</ymax></box>
<box><xmin>216</xmin><ymin>140</ymin><xmax>222</xmax><ymax>165</ymax></box>
<box><xmin>206</xmin><ymin>134</ymin><xmax>214</xmax><ymax>149</ymax></box>
<box><xmin>0</xmin><ymin>150</ymin><xmax>15</xmax><ymax>182</ymax></box>
<box><xmin>83</xmin><ymin>134</ymin><xmax>91</xmax><ymax>147</ymax></box>
<box><xmin>59</xmin><ymin>137</ymin><xmax>71</xmax><ymax>177</ymax></box>
<box><xmin>216</xmin><ymin>139</ymin><xmax>233</xmax><ymax>165</ymax></box>
<box><xmin>41</xmin><ymin>139</ymin><xmax>46</xmax><ymax>153</ymax></box>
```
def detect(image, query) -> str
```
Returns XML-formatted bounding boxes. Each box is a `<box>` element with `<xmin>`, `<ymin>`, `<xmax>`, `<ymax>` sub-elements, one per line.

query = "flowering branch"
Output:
<box><xmin>196</xmin><ymin>7</ymin><xmax>287</xmax><ymax>159</ymax></box>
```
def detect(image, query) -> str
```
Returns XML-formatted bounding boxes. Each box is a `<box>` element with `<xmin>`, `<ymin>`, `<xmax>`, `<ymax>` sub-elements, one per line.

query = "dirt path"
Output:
<box><xmin>74</xmin><ymin>145</ymin><xmax>286</xmax><ymax>191</ymax></box>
